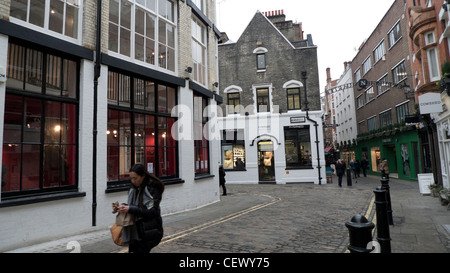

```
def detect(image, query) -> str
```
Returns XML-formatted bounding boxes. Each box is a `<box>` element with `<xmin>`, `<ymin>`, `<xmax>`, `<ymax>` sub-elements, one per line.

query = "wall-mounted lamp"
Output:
<box><xmin>400</xmin><ymin>82</ymin><xmax>414</xmax><ymax>100</ymax></box>
<box><xmin>213</xmin><ymin>82</ymin><xmax>219</xmax><ymax>87</ymax></box>
<box><xmin>185</xmin><ymin>67</ymin><xmax>192</xmax><ymax>73</ymax></box>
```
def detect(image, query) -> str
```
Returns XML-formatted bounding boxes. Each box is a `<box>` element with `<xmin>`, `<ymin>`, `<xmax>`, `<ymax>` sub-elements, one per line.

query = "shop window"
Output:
<box><xmin>284</xmin><ymin>126</ymin><xmax>312</xmax><ymax>168</ymax></box>
<box><xmin>2</xmin><ymin>42</ymin><xmax>79</xmax><ymax>199</ymax></box>
<box><xmin>194</xmin><ymin>95</ymin><xmax>210</xmax><ymax>175</ymax></box>
<box><xmin>370</xmin><ymin>147</ymin><xmax>381</xmax><ymax>172</ymax></box>
<box><xmin>221</xmin><ymin>130</ymin><xmax>245</xmax><ymax>170</ymax></box>
<box><xmin>107</xmin><ymin>70</ymin><xmax>178</xmax><ymax>185</ymax></box>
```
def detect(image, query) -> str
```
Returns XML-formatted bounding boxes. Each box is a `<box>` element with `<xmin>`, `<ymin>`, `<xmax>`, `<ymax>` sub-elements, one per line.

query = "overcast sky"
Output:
<box><xmin>216</xmin><ymin>0</ymin><xmax>395</xmax><ymax>93</ymax></box>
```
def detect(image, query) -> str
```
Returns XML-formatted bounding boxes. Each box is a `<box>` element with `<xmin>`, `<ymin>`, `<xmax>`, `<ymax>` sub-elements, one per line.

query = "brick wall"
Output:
<box><xmin>218</xmin><ymin>12</ymin><xmax>321</xmax><ymax>115</ymax></box>
<box><xmin>352</xmin><ymin>0</ymin><xmax>415</xmax><ymax>133</ymax></box>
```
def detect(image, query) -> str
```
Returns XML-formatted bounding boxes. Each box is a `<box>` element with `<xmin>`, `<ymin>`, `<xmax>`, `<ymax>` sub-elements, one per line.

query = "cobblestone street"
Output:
<box><xmin>151</xmin><ymin>182</ymin><xmax>374</xmax><ymax>253</ymax></box>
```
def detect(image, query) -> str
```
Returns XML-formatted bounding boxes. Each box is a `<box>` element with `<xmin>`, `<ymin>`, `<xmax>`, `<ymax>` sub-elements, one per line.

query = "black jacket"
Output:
<box><xmin>128</xmin><ymin>178</ymin><xmax>164</xmax><ymax>247</ymax></box>
<box><xmin>336</xmin><ymin>162</ymin><xmax>346</xmax><ymax>175</ymax></box>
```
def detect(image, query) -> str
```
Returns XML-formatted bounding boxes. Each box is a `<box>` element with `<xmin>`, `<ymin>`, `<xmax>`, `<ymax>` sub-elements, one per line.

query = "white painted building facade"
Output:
<box><xmin>0</xmin><ymin>0</ymin><xmax>222</xmax><ymax>252</ymax></box>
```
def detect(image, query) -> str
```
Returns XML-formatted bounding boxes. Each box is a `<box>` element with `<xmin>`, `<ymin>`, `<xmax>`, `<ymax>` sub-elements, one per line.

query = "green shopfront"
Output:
<box><xmin>354</xmin><ymin>128</ymin><xmax>422</xmax><ymax>181</ymax></box>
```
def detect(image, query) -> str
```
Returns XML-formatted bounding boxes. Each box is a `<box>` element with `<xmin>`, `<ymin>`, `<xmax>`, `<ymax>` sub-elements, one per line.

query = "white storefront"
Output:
<box><xmin>431</xmin><ymin>92</ymin><xmax>450</xmax><ymax>189</ymax></box>
<box><xmin>218</xmin><ymin>109</ymin><xmax>326</xmax><ymax>185</ymax></box>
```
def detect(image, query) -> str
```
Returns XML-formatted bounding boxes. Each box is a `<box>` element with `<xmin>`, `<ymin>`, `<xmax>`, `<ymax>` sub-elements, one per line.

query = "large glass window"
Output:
<box><xmin>107</xmin><ymin>70</ymin><xmax>177</xmax><ymax>184</ymax></box>
<box><xmin>221</xmin><ymin>130</ymin><xmax>245</xmax><ymax>170</ymax></box>
<box><xmin>2</xmin><ymin>42</ymin><xmax>79</xmax><ymax>199</ymax></box>
<box><xmin>109</xmin><ymin>0</ymin><xmax>176</xmax><ymax>71</ymax></box>
<box><xmin>194</xmin><ymin>95</ymin><xmax>209</xmax><ymax>175</ymax></box>
<box><xmin>10</xmin><ymin>0</ymin><xmax>79</xmax><ymax>39</ymax></box>
<box><xmin>284</xmin><ymin>126</ymin><xmax>312</xmax><ymax>168</ymax></box>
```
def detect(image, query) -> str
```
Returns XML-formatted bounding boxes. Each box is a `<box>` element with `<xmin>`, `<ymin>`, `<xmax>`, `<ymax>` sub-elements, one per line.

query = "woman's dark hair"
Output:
<box><xmin>129</xmin><ymin>164</ymin><xmax>165</xmax><ymax>194</ymax></box>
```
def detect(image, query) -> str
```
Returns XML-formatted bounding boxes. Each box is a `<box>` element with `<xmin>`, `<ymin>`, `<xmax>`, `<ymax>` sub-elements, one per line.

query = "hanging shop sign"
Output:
<box><xmin>418</xmin><ymin>93</ymin><xmax>443</xmax><ymax>114</ymax></box>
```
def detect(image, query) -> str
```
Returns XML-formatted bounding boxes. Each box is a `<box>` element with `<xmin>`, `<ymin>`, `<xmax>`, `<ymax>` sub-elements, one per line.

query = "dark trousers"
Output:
<box><xmin>129</xmin><ymin>240</ymin><xmax>151</xmax><ymax>253</ymax></box>
<box><xmin>220</xmin><ymin>183</ymin><xmax>227</xmax><ymax>195</ymax></box>
<box><xmin>337</xmin><ymin>174</ymin><xmax>344</xmax><ymax>186</ymax></box>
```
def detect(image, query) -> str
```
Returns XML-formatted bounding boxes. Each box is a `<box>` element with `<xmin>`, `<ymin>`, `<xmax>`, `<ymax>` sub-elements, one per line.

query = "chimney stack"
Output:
<box><xmin>326</xmin><ymin>68</ymin><xmax>331</xmax><ymax>85</ymax></box>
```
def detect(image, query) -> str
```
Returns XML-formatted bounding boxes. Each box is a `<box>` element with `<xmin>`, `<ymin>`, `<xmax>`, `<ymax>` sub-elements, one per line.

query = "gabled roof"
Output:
<box><xmin>233</xmin><ymin>10</ymin><xmax>296</xmax><ymax>49</ymax></box>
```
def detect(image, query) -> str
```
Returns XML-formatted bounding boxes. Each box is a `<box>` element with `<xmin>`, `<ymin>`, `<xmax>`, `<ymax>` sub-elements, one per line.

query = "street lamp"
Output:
<box><xmin>400</xmin><ymin>82</ymin><xmax>415</xmax><ymax>100</ymax></box>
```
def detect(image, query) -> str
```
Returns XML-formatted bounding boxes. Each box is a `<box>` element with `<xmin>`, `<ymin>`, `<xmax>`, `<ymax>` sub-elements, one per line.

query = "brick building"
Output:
<box><xmin>351</xmin><ymin>0</ymin><xmax>423</xmax><ymax>181</ymax></box>
<box><xmin>218</xmin><ymin>10</ymin><xmax>325</xmax><ymax>185</ymax></box>
<box><xmin>407</xmin><ymin>0</ymin><xmax>450</xmax><ymax>188</ymax></box>
<box><xmin>0</xmin><ymin>0</ymin><xmax>222</xmax><ymax>251</ymax></box>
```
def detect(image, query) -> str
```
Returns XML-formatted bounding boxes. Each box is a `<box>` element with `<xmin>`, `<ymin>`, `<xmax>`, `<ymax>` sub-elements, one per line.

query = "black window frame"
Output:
<box><xmin>106</xmin><ymin>69</ymin><xmax>180</xmax><ymax>190</ymax></box>
<box><xmin>286</xmin><ymin>88</ymin><xmax>301</xmax><ymax>110</ymax></box>
<box><xmin>284</xmin><ymin>126</ymin><xmax>313</xmax><ymax>169</ymax></box>
<box><xmin>2</xmin><ymin>40</ymin><xmax>80</xmax><ymax>200</ymax></box>
<box><xmin>227</xmin><ymin>92</ymin><xmax>240</xmax><ymax>114</ymax></box>
<box><xmin>256</xmin><ymin>88</ymin><xmax>270</xmax><ymax>112</ymax></box>
<box><xmin>256</xmin><ymin>53</ymin><xmax>266</xmax><ymax>70</ymax></box>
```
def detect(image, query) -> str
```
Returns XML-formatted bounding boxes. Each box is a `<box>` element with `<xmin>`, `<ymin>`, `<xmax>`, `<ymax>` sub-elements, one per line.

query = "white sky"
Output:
<box><xmin>216</xmin><ymin>0</ymin><xmax>395</xmax><ymax>93</ymax></box>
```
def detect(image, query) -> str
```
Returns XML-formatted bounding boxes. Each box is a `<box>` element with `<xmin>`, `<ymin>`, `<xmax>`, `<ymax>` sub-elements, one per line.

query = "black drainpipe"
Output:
<box><xmin>92</xmin><ymin>0</ymin><xmax>102</xmax><ymax>226</ymax></box>
<box><xmin>302</xmin><ymin>71</ymin><xmax>322</xmax><ymax>185</ymax></box>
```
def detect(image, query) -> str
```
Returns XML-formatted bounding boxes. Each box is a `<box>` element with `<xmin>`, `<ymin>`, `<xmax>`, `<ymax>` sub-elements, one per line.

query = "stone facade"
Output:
<box><xmin>218</xmin><ymin>11</ymin><xmax>325</xmax><ymax>185</ymax></box>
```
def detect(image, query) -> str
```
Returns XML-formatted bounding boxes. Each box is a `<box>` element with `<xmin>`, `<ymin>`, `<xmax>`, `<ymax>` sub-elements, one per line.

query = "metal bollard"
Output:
<box><xmin>345</xmin><ymin>214</ymin><xmax>375</xmax><ymax>253</ymax></box>
<box><xmin>373</xmin><ymin>187</ymin><xmax>392</xmax><ymax>253</ymax></box>
<box><xmin>380</xmin><ymin>177</ymin><xmax>393</xmax><ymax>225</ymax></box>
<box><xmin>346</xmin><ymin>168</ymin><xmax>352</xmax><ymax>186</ymax></box>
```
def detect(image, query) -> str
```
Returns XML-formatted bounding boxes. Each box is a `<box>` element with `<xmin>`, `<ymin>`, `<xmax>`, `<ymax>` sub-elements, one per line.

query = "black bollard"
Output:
<box><xmin>345</xmin><ymin>214</ymin><xmax>375</xmax><ymax>253</ymax></box>
<box><xmin>380</xmin><ymin>177</ymin><xmax>393</xmax><ymax>225</ymax></box>
<box><xmin>346</xmin><ymin>168</ymin><xmax>352</xmax><ymax>186</ymax></box>
<box><xmin>373</xmin><ymin>187</ymin><xmax>392</xmax><ymax>253</ymax></box>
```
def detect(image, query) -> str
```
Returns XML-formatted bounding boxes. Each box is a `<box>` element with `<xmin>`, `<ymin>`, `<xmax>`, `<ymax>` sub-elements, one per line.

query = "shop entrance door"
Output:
<box><xmin>258</xmin><ymin>140</ymin><xmax>275</xmax><ymax>183</ymax></box>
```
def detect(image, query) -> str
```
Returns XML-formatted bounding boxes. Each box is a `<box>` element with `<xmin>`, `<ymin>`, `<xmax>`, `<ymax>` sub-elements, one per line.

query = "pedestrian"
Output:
<box><xmin>355</xmin><ymin>159</ymin><xmax>361</xmax><ymax>178</ymax></box>
<box><xmin>350</xmin><ymin>160</ymin><xmax>357</xmax><ymax>179</ymax></box>
<box><xmin>117</xmin><ymin>164</ymin><xmax>165</xmax><ymax>253</ymax></box>
<box><xmin>361</xmin><ymin>157</ymin><xmax>368</xmax><ymax>177</ymax></box>
<box><xmin>219</xmin><ymin>164</ymin><xmax>227</xmax><ymax>196</ymax></box>
<box><xmin>336</xmin><ymin>159</ymin><xmax>346</xmax><ymax>187</ymax></box>
<box><xmin>380</xmin><ymin>158</ymin><xmax>389</xmax><ymax>179</ymax></box>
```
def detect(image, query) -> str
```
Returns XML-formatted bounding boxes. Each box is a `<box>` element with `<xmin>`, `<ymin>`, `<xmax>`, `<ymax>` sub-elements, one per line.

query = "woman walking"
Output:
<box><xmin>117</xmin><ymin>164</ymin><xmax>165</xmax><ymax>253</ymax></box>
<box><xmin>336</xmin><ymin>159</ymin><xmax>346</xmax><ymax>187</ymax></box>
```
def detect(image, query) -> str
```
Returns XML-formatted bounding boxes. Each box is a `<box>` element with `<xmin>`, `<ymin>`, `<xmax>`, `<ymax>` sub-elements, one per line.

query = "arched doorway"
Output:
<box><xmin>258</xmin><ymin>140</ymin><xmax>275</xmax><ymax>183</ymax></box>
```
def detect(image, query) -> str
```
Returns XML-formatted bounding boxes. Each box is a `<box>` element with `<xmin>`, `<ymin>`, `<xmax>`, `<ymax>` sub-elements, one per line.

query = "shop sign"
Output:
<box><xmin>418</xmin><ymin>93</ymin><xmax>443</xmax><ymax>114</ymax></box>
<box><xmin>290</xmin><ymin>116</ymin><xmax>305</xmax><ymax>124</ymax></box>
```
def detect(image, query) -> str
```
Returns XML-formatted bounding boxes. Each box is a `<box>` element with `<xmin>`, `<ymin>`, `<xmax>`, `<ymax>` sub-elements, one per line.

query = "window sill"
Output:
<box><xmin>285</xmin><ymin>166</ymin><xmax>314</xmax><ymax>170</ymax></box>
<box><xmin>194</xmin><ymin>174</ymin><xmax>215</xmax><ymax>181</ymax></box>
<box><xmin>105</xmin><ymin>178</ymin><xmax>185</xmax><ymax>193</ymax></box>
<box><xmin>0</xmin><ymin>191</ymin><xmax>86</xmax><ymax>208</ymax></box>
<box><xmin>224</xmin><ymin>168</ymin><xmax>247</xmax><ymax>172</ymax></box>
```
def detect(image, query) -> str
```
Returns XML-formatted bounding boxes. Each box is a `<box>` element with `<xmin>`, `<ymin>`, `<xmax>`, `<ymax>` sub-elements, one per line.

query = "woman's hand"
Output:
<box><xmin>118</xmin><ymin>205</ymin><xmax>130</xmax><ymax>214</ymax></box>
